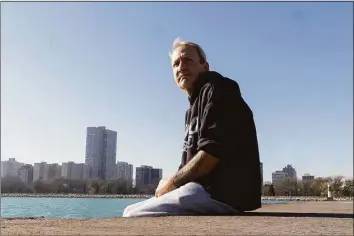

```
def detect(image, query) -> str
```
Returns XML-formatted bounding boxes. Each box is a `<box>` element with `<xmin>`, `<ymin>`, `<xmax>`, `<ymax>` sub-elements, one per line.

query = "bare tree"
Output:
<box><xmin>1</xmin><ymin>176</ymin><xmax>31</xmax><ymax>193</ymax></box>
<box><xmin>342</xmin><ymin>179</ymin><xmax>354</xmax><ymax>197</ymax></box>
<box><xmin>88</xmin><ymin>180</ymin><xmax>104</xmax><ymax>194</ymax></box>
<box><xmin>328</xmin><ymin>176</ymin><xmax>344</xmax><ymax>197</ymax></box>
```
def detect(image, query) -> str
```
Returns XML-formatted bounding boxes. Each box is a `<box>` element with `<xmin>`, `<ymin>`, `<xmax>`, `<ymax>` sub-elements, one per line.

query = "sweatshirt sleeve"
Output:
<box><xmin>197</xmin><ymin>83</ymin><xmax>231</xmax><ymax>160</ymax></box>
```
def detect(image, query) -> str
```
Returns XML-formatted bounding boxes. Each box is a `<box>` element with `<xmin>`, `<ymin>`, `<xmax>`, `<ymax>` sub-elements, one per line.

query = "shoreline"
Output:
<box><xmin>1</xmin><ymin>193</ymin><xmax>353</xmax><ymax>201</ymax></box>
<box><xmin>1</xmin><ymin>193</ymin><xmax>153</xmax><ymax>199</ymax></box>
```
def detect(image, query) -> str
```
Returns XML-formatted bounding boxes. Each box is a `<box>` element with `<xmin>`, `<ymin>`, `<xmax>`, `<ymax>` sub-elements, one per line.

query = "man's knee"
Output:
<box><xmin>122</xmin><ymin>204</ymin><xmax>152</xmax><ymax>217</ymax></box>
<box><xmin>122</xmin><ymin>193</ymin><xmax>181</xmax><ymax>217</ymax></box>
<box><xmin>122</xmin><ymin>197</ymin><xmax>159</xmax><ymax>217</ymax></box>
<box><xmin>122</xmin><ymin>201</ymin><xmax>145</xmax><ymax>217</ymax></box>
<box><xmin>122</xmin><ymin>204</ymin><xmax>134</xmax><ymax>217</ymax></box>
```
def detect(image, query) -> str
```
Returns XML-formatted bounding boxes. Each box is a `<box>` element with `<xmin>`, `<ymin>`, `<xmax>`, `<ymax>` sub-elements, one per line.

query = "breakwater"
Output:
<box><xmin>1</xmin><ymin>193</ymin><xmax>153</xmax><ymax>199</ymax></box>
<box><xmin>1</xmin><ymin>193</ymin><xmax>353</xmax><ymax>201</ymax></box>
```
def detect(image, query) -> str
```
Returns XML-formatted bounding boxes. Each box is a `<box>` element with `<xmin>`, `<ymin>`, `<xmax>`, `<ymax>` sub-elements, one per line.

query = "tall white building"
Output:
<box><xmin>1</xmin><ymin>158</ymin><xmax>23</xmax><ymax>178</ymax></box>
<box><xmin>19</xmin><ymin>164</ymin><xmax>34</xmax><ymax>184</ymax></box>
<box><xmin>115</xmin><ymin>161</ymin><xmax>133</xmax><ymax>184</ymax></box>
<box><xmin>85</xmin><ymin>126</ymin><xmax>117</xmax><ymax>180</ymax></box>
<box><xmin>62</xmin><ymin>162</ymin><xmax>90</xmax><ymax>180</ymax></box>
<box><xmin>33</xmin><ymin>162</ymin><xmax>47</xmax><ymax>182</ymax></box>
<box><xmin>43</xmin><ymin>163</ymin><xmax>61</xmax><ymax>182</ymax></box>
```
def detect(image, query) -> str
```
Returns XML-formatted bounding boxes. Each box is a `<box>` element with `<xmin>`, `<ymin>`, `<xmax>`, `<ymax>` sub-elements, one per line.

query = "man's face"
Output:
<box><xmin>171</xmin><ymin>45</ymin><xmax>208</xmax><ymax>93</ymax></box>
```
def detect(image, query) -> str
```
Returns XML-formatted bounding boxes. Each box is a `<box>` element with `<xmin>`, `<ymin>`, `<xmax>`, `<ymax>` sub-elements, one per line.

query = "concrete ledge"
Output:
<box><xmin>1</xmin><ymin>201</ymin><xmax>353</xmax><ymax>235</ymax></box>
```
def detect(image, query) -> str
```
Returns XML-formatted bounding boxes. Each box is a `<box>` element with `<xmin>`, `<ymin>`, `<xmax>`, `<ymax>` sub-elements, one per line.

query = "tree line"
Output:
<box><xmin>1</xmin><ymin>176</ymin><xmax>158</xmax><ymax>195</ymax></box>
<box><xmin>1</xmin><ymin>175</ymin><xmax>353</xmax><ymax>197</ymax></box>
<box><xmin>262</xmin><ymin>176</ymin><xmax>353</xmax><ymax>197</ymax></box>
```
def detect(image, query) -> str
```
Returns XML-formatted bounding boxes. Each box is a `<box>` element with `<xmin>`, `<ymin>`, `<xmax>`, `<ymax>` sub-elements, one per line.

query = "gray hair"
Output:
<box><xmin>168</xmin><ymin>37</ymin><xmax>207</xmax><ymax>63</ymax></box>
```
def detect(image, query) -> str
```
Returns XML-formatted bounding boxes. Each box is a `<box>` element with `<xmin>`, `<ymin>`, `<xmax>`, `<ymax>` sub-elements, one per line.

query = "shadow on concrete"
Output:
<box><xmin>235</xmin><ymin>212</ymin><xmax>354</xmax><ymax>219</ymax></box>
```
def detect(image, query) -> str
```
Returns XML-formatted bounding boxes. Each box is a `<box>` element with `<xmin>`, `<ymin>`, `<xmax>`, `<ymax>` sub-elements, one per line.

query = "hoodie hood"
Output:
<box><xmin>188</xmin><ymin>71</ymin><xmax>241</xmax><ymax>104</ymax></box>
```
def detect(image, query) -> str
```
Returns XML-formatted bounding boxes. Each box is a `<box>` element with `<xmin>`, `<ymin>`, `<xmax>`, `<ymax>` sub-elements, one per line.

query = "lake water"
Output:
<box><xmin>1</xmin><ymin>197</ymin><xmax>287</xmax><ymax>218</ymax></box>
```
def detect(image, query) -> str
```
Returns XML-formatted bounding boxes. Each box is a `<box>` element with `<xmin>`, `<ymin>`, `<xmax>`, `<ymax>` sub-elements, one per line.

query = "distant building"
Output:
<box><xmin>85</xmin><ymin>126</ymin><xmax>117</xmax><ymax>180</ymax></box>
<box><xmin>136</xmin><ymin>165</ymin><xmax>152</xmax><ymax>186</ymax></box>
<box><xmin>115</xmin><ymin>161</ymin><xmax>133</xmax><ymax>184</ymax></box>
<box><xmin>302</xmin><ymin>174</ymin><xmax>315</xmax><ymax>181</ymax></box>
<box><xmin>272</xmin><ymin>164</ymin><xmax>297</xmax><ymax>184</ymax></box>
<box><xmin>272</xmin><ymin>171</ymin><xmax>287</xmax><ymax>184</ymax></box>
<box><xmin>61</xmin><ymin>162</ymin><xmax>71</xmax><ymax>179</ymax></box>
<box><xmin>61</xmin><ymin>162</ymin><xmax>90</xmax><ymax>180</ymax></box>
<box><xmin>19</xmin><ymin>164</ymin><xmax>34</xmax><ymax>185</ymax></box>
<box><xmin>1</xmin><ymin>158</ymin><xmax>23</xmax><ymax>178</ymax></box>
<box><xmin>43</xmin><ymin>163</ymin><xmax>61</xmax><ymax>181</ymax></box>
<box><xmin>33</xmin><ymin>162</ymin><xmax>47</xmax><ymax>182</ymax></box>
<box><xmin>282</xmin><ymin>165</ymin><xmax>297</xmax><ymax>181</ymax></box>
<box><xmin>136</xmin><ymin>165</ymin><xmax>163</xmax><ymax>186</ymax></box>
<box><xmin>151</xmin><ymin>168</ymin><xmax>163</xmax><ymax>185</ymax></box>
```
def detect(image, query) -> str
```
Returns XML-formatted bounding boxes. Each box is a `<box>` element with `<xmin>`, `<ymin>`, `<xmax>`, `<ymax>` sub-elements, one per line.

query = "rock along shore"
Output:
<box><xmin>1</xmin><ymin>193</ymin><xmax>353</xmax><ymax>201</ymax></box>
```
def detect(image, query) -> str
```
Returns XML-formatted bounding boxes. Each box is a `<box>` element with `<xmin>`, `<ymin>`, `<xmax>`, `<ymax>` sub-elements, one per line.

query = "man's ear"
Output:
<box><xmin>204</xmin><ymin>62</ymin><xmax>210</xmax><ymax>71</ymax></box>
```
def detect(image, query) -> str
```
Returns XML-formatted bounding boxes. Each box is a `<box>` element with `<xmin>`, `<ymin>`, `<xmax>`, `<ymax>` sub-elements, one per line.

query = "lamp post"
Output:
<box><xmin>327</xmin><ymin>182</ymin><xmax>333</xmax><ymax>201</ymax></box>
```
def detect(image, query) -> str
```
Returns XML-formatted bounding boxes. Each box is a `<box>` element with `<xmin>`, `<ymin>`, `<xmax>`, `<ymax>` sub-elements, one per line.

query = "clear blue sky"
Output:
<box><xmin>2</xmin><ymin>2</ymin><xmax>353</xmax><ymax>181</ymax></box>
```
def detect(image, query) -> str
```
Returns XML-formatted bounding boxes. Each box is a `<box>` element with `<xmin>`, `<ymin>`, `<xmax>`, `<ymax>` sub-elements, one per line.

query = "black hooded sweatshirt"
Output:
<box><xmin>179</xmin><ymin>71</ymin><xmax>262</xmax><ymax>212</ymax></box>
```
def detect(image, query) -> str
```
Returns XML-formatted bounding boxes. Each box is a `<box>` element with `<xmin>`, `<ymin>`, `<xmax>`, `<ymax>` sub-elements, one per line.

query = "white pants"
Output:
<box><xmin>122</xmin><ymin>182</ymin><xmax>238</xmax><ymax>217</ymax></box>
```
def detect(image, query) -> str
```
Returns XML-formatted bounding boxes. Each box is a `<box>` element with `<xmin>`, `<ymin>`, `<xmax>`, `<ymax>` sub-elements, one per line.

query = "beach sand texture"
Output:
<box><xmin>1</xmin><ymin>201</ymin><xmax>353</xmax><ymax>235</ymax></box>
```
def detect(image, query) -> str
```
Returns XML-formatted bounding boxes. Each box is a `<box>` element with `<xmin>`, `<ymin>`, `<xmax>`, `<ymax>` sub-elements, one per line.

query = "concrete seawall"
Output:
<box><xmin>2</xmin><ymin>201</ymin><xmax>353</xmax><ymax>235</ymax></box>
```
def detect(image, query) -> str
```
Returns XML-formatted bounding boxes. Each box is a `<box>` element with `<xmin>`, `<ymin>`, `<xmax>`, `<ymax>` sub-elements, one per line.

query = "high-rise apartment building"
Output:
<box><xmin>33</xmin><ymin>162</ymin><xmax>47</xmax><ymax>182</ymax></box>
<box><xmin>282</xmin><ymin>164</ymin><xmax>297</xmax><ymax>181</ymax></box>
<box><xmin>136</xmin><ymin>165</ymin><xmax>163</xmax><ymax>186</ymax></box>
<box><xmin>19</xmin><ymin>164</ymin><xmax>34</xmax><ymax>184</ymax></box>
<box><xmin>43</xmin><ymin>163</ymin><xmax>61</xmax><ymax>181</ymax></box>
<box><xmin>85</xmin><ymin>126</ymin><xmax>117</xmax><ymax>180</ymax></box>
<box><xmin>136</xmin><ymin>165</ymin><xmax>152</xmax><ymax>186</ymax></box>
<box><xmin>151</xmin><ymin>168</ymin><xmax>163</xmax><ymax>185</ymax></box>
<box><xmin>272</xmin><ymin>170</ymin><xmax>287</xmax><ymax>184</ymax></box>
<box><xmin>33</xmin><ymin>162</ymin><xmax>61</xmax><ymax>182</ymax></box>
<box><xmin>272</xmin><ymin>164</ymin><xmax>297</xmax><ymax>184</ymax></box>
<box><xmin>1</xmin><ymin>158</ymin><xmax>23</xmax><ymax>178</ymax></box>
<box><xmin>61</xmin><ymin>162</ymin><xmax>90</xmax><ymax>180</ymax></box>
<box><xmin>115</xmin><ymin>161</ymin><xmax>133</xmax><ymax>184</ymax></box>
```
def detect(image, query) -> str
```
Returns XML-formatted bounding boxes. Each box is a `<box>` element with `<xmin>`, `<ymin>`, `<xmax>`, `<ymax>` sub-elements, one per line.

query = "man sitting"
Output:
<box><xmin>123</xmin><ymin>38</ymin><xmax>262</xmax><ymax>217</ymax></box>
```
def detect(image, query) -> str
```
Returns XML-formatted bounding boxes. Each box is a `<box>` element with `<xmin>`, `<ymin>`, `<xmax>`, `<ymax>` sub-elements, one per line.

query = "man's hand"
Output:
<box><xmin>155</xmin><ymin>178</ymin><xmax>167</xmax><ymax>193</ymax></box>
<box><xmin>155</xmin><ymin>179</ymin><xmax>177</xmax><ymax>198</ymax></box>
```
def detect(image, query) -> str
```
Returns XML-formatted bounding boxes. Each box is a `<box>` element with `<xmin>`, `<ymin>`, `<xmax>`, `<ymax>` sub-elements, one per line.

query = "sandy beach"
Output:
<box><xmin>2</xmin><ymin>201</ymin><xmax>353</xmax><ymax>235</ymax></box>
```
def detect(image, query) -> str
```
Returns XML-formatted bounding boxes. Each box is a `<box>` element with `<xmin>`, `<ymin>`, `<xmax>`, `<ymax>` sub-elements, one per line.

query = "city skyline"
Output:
<box><xmin>0</xmin><ymin>125</ymin><xmax>351</xmax><ymax>182</ymax></box>
<box><xmin>2</xmin><ymin>156</ymin><xmax>351</xmax><ymax>183</ymax></box>
<box><xmin>1</xmin><ymin>124</ymin><xmax>352</xmax><ymax>182</ymax></box>
<box><xmin>1</xmin><ymin>157</ymin><xmax>165</xmax><ymax>186</ymax></box>
<box><xmin>2</xmin><ymin>3</ymin><xmax>353</xmax><ymax>182</ymax></box>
